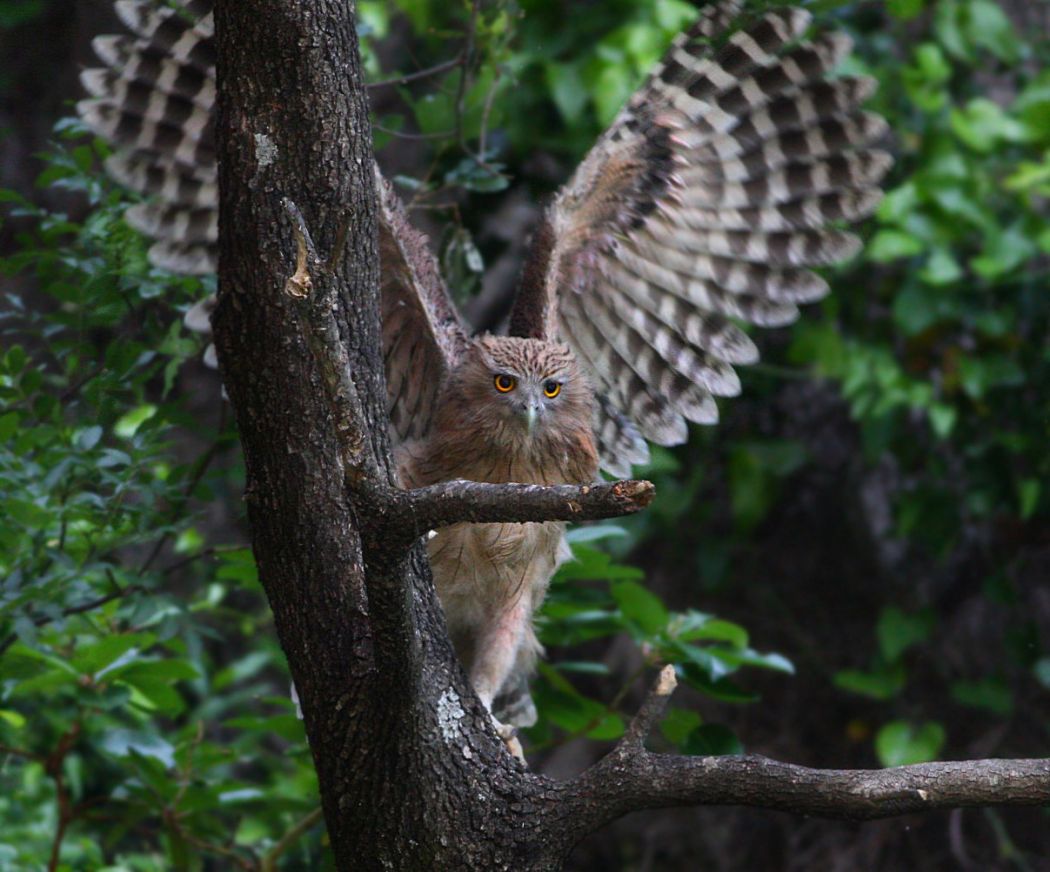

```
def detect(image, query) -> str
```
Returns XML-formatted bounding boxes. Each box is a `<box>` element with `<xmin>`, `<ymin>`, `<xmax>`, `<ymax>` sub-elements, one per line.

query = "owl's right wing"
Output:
<box><xmin>508</xmin><ymin>0</ymin><xmax>890</xmax><ymax>476</ymax></box>
<box><xmin>77</xmin><ymin>0</ymin><xmax>469</xmax><ymax>444</ymax></box>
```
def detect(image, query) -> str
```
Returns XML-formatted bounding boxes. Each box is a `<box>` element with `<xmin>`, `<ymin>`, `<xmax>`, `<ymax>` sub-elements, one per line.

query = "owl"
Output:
<box><xmin>78</xmin><ymin>0</ymin><xmax>890</xmax><ymax>743</ymax></box>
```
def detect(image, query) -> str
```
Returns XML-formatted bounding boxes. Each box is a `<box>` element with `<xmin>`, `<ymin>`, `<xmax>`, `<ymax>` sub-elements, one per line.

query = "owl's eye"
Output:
<box><xmin>494</xmin><ymin>374</ymin><xmax>516</xmax><ymax>393</ymax></box>
<box><xmin>543</xmin><ymin>380</ymin><xmax>561</xmax><ymax>398</ymax></box>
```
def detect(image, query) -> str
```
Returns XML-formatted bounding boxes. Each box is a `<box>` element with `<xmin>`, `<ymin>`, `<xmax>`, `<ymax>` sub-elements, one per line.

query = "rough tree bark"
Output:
<box><xmin>209</xmin><ymin>3</ymin><xmax>1050</xmax><ymax>870</ymax></box>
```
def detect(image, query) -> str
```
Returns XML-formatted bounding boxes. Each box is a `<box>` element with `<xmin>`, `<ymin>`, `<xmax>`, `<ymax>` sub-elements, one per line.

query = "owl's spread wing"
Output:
<box><xmin>509</xmin><ymin>0</ymin><xmax>890</xmax><ymax>476</ymax></box>
<box><xmin>77</xmin><ymin>0</ymin><xmax>469</xmax><ymax>443</ymax></box>
<box><xmin>376</xmin><ymin>175</ymin><xmax>471</xmax><ymax>442</ymax></box>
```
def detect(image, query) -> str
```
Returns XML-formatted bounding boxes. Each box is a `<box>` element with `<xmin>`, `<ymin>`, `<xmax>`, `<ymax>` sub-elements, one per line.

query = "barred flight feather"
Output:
<box><xmin>661</xmin><ymin>188</ymin><xmax>883</xmax><ymax>234</ymax></box>
<box><xmin>615</xmin><ymin>244</ymin><xmax>805</xmax><ymax>323</ymax></box>
<box><xmin>593</xmin><ymin>395</ymin><xmax>650</xmax><ymax>479</ymax></box>
<box><xmin>114</xmin><ymin>1</ymin><xmax>214</xmax><ymax>58</ymax></box>
<box><xmin>147</xmin><ymin>240</ymin><xmax>214</xmax><ymax>275</ymax></box>
<box><xmin>125</xmin><ymin>202</ymin><xmax>216</xmax><ymax>244</ymax></box>
<box><xmin>601</xmin><ymin>286</ymin><xmax>742</xmax><ymax>398</ymax></box>
<box><xmin>598</xmin><ymin>264</ymin><xmax>761</xmax><ymax>363</ymax></box>
<box><xmin>103</xmin><ymin>154</ymin><xmax>216</xmax><ymax>208</ymax></box>
<box><xmin>581</xmin><ymin>292</ymin><xmax>720</xmax><ymax>425</ymax></box>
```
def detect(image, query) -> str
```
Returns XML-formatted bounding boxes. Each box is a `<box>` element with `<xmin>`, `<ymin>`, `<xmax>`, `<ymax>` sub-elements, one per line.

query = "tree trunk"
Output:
<box><xmin>209</xmin><ymin>1</ymin><xmax>579</xmax><ymax>868</ymax></box>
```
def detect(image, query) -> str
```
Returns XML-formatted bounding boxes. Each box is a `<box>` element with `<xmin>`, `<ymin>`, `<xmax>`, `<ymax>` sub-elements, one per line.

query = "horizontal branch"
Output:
<box><xmin>591</xmin><ymin>753</ymin><xmax>1050</xmax><ymax>822</ymax></box>
<box><xmin>384</xmin><ymin>478</ymin><xmax>655</xmax><ymax>544</ymax></box>
<box><xmin>564</xmin><ymin>668</ymin><xmax>1050</xmax><ymax>836</ymax></box>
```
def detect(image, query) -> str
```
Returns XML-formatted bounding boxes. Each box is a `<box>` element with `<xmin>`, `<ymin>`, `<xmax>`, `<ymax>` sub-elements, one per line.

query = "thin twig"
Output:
<box><xmin>373</xmin><ymin>124</ymin><xmax>456</xmax><ymax>141</ymax></box>
<box><xmin>453</xmin><ymin>0</ymin><xmax>482</xmax><ymax>149</ymax></box>
<box><xmin>475</xmin><ymin>64</ymin><xmax>503</xmax><ymax>164</ymax></box>
<box><xmin>0</xmin><ymin>585</ymin><xmax>144</xmax><ymax>657</ymax></box>
<box><xmin>260</xmin><ymin>807</ymin><xmax>326</xmax><ymax>872</ymax></box>
<box><xmin>620</xmin><ymin>665</ymin><xmax>677</xmax><ymax>749</ymax></box>
<box><xmin>367</xmin><ymin>56</ymin><xmax>463</xmax><ymax>90</ymax></box>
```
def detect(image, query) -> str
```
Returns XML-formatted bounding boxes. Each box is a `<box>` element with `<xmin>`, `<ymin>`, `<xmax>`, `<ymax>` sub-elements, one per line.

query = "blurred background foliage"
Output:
<box><xmin>0</xmin><ymin>0</ymin><xmax>1047</xmax><ymax>869</ymax></box>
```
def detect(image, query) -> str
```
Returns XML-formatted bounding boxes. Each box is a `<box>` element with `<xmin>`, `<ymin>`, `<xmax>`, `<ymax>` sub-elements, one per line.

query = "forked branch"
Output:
<box><xmin>560</xmin><ymin>667</ymin><xmax>1050</xmax><ymax>839</ymax></box>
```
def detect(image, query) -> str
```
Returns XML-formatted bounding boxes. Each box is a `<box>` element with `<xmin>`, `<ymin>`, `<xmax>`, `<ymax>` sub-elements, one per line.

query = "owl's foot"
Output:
<box><xmin>493</xmin><ymin>718</ymin><xmax>526</xmax><ymax>763</ymax></box>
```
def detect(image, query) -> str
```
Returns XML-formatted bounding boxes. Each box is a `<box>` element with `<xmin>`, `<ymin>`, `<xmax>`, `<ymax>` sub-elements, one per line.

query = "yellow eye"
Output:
<box><xmin>494</xmin><ymin>374</ymin><xmax>516</xmax><ymax>393</ymax></box>
<box><xmin>543</xmin><ymin>380</ymin><xmax>561</xmax><ymax>398</ymax></box>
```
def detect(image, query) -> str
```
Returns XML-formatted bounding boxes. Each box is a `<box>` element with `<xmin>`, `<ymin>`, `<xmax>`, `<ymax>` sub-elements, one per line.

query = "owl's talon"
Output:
<box><xmin>494</xmin><ymin>719</ymin><xmax>526</xmax><ymax>763</ymax></box>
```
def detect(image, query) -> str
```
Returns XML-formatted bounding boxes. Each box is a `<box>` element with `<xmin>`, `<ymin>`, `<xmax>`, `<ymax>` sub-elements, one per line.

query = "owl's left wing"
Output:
<box><xmin>508</xmin><ymin>1</ymin><xmax>890</xmax><ymax>476</ymax></box>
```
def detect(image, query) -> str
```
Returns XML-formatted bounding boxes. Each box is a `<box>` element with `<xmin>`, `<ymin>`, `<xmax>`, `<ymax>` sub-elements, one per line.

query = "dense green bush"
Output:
<box><xmin>1</xmin><ymin>0</ymin><xmax>1047</xmax><ymax>867</ymax></box>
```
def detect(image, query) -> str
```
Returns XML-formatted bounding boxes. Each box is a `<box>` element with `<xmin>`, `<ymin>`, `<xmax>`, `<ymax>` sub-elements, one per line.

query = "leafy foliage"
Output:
<box><xmin>0</xmin><ymin>131</ymin><xmax>322</xmax><ymax>870</ymax></box>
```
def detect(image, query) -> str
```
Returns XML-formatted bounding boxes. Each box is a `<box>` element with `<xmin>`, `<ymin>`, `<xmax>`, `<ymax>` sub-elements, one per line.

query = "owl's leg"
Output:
<box><xmin>470</xmin><ymin>598</ymin><xmax>530</xmax><ymax>759</ymax></box>
<box><xmin>471</xmin><ymin>597</ymin><xmax>528</xmax><ymax>711</ymax></box>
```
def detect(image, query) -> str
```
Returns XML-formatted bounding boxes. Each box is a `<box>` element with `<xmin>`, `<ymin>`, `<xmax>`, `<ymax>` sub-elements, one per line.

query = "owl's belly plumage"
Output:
<box><xmin>429</xmin><ymin>519</ymin><xmax>570</xmax><ymax>665</ymax></box>
<box><xmin>396</xmin><ymin>427</ymin><xmax>592</xmax><ymax>727</ymax></box>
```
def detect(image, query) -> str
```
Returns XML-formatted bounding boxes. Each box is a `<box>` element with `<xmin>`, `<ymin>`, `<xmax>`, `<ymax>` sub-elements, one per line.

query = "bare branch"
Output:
<box><xmin>559</xmin><ymin>668</ymin><xmax>1050</xmax><ymax>840</ymax></box>
<box><xmin>384</xmin><ymin>478</ymin><xmax>655</xmax><ymax>544</ymax></box>
<box><xmin>572</xmin><ymin>753</ymin><xmax>1050</xmax><ymax>825</ymax></box>
<box><xmin>367</xmin><ymin>56</ymin><xmax>462</xmax><ymax>90</ymax></box>
<box><xmin>620</xmin><ymin>664</ymin><xmax>676</xmax><ymax>749</ymax></box>
<box><xmin>0</xmin><ymin>584</ymin><xmax>145</xmax><ymax>657</ymax></box>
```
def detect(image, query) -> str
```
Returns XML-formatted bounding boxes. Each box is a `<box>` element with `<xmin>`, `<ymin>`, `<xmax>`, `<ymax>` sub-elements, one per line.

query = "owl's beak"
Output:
<box><xmin>525</xmin><ymin>403</ymin><xmax>539</xmax><ymax>434</ymax></box>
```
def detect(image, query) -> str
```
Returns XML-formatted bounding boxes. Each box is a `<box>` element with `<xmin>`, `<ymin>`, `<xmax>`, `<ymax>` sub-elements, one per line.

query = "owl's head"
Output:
<box><xmin>445</xmin><ymin>335</ymin><xmax>592</xmax><ymax>442</ymax></box>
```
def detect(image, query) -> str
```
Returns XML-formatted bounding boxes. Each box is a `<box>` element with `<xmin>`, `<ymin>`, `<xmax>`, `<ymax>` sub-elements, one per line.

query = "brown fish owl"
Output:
<box><xmin>397</xmin><ymin>337</ymin><xmax>598</xmax><ymax>725</ymax></box>
<box><xmin>78</xmin><ymin>0</ymin><xmax>891</xmax><ymax>735</ymax></box>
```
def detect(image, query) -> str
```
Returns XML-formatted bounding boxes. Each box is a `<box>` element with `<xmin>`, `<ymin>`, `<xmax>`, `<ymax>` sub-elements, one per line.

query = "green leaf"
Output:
<box><xmin>950</xmin><ymin>678</ymin><xmax>1012</xmax><ymax>716</ymax></box>
<box><xmin>683</xmin><ymin>724</ymin><xmax>743</xmax><ymax>756</ymax></box>
<box><xmin>875</xmin><ymin>720</ymin><xmax>946</xmax><ymax>767</ymax></box>
<box><xmin>114</xmin><ymin>403</ymin><xmax>157</xmax><ymax>438</ymax></box>
<box><xmin>867</xmin><ymin>229</ymin><xmax>924</xmax><ymax>263</ymax></box>
<box><xmin>707</xmin><ymin>647</ymin><xmax>795</xmax><ymax>675</ymax></box>
<box><xmin>565</xmin><ymin>524</ymin><xmax>627</xmax><ymax>545</ymax></box>
<box><xmin>877</xmin><ymin>607</ymin><xmax>934</xmax><ymax>662</ymax></box>
<box><xmin>833</xmin><ymin>662</ymin><xmax>906</xmax><ymax>700</ymax></box>
<box><xmin>679</xmin><ymin>665</ymin><xmax>758</xmax><ymax>703</ymax></box>
<box><xmin>950</xmin><ymin>99</ymin><xmax>1028</xmax><ymax>153</ymax></box>
<box><xmin>887</xmin><ymin>0</ymin><xmax>925</xmax><ymax>20</ymax></box>
<box><xmin>672</xmin><ymin>614</ymin><xmax>748</xmax><ymax>649</ymax></box>
<box><xmin>586</xmin><ymin>713</ymin><xmax>624</xmax><ymax>740</ymax></box>
<box><xmin>0</xmin><ymin>710</ymin><xmax>27</xmax><ymax>729</ymax></box>
<box><xmin>965</xmin><ymin>0</ymin><xmax>1020</xmax><ymax>63</ymax></box>
<box><xmin>545</xmin><ymin>62</ymin><xmax>588</xmax><ymax>122</ymax></box>
<box><xmin>919</xmin><ymin>249</ymin><xmax>962</xmax><ymax>286</ymax></box>
<box><xmin>101</xmin><ymin>729</ymin><xmax>176</xmax><ymax>768</ymax></box>
<box><xmin>0</xmin><ymin>412</ymin><xmax>20</xmax><ymax>441</ymax></box>
<box><xmin>660</xmin><ymin>707</ymin><xmax>702</xmax><ymax>746</ymax></box>
<box><xmin>590</xmin><ymin>63</ymin><xmax>634</xmax><ymax>126</ymax></box>
<box><xmin>1033</xmin><ymin>659</ymin><xmax>1050</xmax><ymax>690</ymax></box>
<box><xmin>72</xmin><ymin>634</ymin><xmax>155</xmax><ymax>676</ymax></box>
<box><xmin>75</xmin><ymin>425</ymin><xmax>103</xmax><ymax>450</ymax></box>
<box><xmin>928</xmin><ymin>404</ymin><xmax>957</xmax><ymax>439</ymax></box>
<box><xmin>1018</xmin><ymin>479</ymin><xmax>1041</xmax><ymax>520</ymax></box>
<box><xmin>108</xmin><ymin>658</ymin><xmax>200</xmax><ymax>683</ymax></box>
<box><xmin>611</xmin><ymin>580</ymin><xmax>668</xmax><ymax>635</ymax></box>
